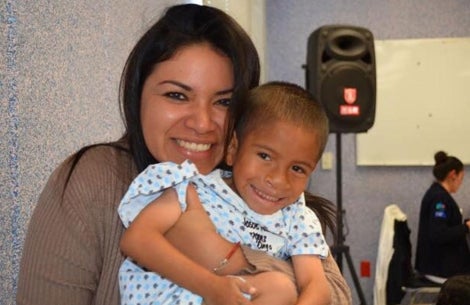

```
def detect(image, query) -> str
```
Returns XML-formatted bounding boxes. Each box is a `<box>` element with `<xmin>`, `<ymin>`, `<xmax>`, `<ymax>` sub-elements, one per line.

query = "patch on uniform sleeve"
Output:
<box><xmin>434</xmin><ymin>202</ymin><xmax>447</xmax><ymax>219</ymax></box>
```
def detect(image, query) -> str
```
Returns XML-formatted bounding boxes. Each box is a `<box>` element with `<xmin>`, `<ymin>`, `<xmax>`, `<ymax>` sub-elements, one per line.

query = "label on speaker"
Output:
<box><xmin>340</xmin><ymin>105</ymin><xmax>360</xmax><ymax>116</ymax></box>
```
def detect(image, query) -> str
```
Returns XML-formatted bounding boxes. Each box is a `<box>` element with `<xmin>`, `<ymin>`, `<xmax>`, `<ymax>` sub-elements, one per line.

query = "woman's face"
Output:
<box><xmin>140</xmin><ymin>43</ymin><xmax>234</xmax><ymax>174</ymax></box>
<box><xmin>449</xmin><ymin>170</ymin><xmax>464</xmax><ymax>193</ymax></box>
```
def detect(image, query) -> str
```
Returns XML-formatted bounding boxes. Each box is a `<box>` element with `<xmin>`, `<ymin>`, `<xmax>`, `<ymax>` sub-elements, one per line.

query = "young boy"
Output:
<box><xmin>118</xmin><ymin>81</ymin><xmax>332</xmax><ymax>305</ymax></box>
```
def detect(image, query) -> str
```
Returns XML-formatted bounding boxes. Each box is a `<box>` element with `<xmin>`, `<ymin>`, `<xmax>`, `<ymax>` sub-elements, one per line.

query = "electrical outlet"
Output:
<box><xmin>321</xmin><ymin>152</ymin><xmax>333</xmax><ymax>170</ymax></box>
<box><xmin>360</xmin><ymin>260</ymin><xmax>371</xmax><ymax>277</ymax></box>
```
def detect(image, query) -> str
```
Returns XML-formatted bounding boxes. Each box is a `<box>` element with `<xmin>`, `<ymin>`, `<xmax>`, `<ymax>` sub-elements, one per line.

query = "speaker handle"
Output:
<box><xmin>326</xmin><ymin>29</ymin><xmax>369</xmax><ymax>60</ymax></box>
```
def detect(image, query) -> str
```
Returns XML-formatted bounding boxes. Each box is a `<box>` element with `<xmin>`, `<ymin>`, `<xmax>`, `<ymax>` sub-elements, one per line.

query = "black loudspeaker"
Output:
<box><xmin>306</xmin><ymin>25</ymin><xmax>376</xmax><ymax>133</ymax></box>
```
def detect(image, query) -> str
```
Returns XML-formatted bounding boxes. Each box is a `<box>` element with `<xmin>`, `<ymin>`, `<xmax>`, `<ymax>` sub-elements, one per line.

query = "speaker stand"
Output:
<box><xmin>331</xmin><ymin>133</ymin><xmax>367</xmax><ymax>305</ymax></box>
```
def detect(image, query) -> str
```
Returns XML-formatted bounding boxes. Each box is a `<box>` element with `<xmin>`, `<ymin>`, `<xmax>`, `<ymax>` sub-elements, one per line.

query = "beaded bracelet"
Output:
<box><xmin>213</xmin><ymin>242</ymin><xmax>241</xmax><ymax>273</ymax></box>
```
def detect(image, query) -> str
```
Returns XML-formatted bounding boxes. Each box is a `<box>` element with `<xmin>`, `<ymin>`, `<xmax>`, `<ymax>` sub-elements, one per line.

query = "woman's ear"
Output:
<box><xmin>225</xmin><ymin>132</ymin><xmax>239</xmax><ymax>166</ymax></box>
<box><xmin>447</xmin><ymin>169</ymin><xmax>458</xmax><ymax>181</ymax></box>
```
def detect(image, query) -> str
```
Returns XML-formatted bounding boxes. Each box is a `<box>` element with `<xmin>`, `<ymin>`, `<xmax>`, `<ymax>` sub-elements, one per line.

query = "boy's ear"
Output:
<box><xmin>225</xmin><ymin>132</ymin><xmax>239</xmax><ymax>166</ymax></box>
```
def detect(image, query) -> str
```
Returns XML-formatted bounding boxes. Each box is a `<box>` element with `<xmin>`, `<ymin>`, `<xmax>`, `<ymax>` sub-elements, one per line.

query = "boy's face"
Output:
<box><xmin>226</xmin><ymin>120</ymin><xmax>320</xmax><ymax>215</ymax></box>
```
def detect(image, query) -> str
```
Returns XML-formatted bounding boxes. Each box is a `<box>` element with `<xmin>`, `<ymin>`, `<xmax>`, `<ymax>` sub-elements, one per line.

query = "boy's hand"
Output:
<box><xmin>165</xmin><ymin>184</ymin><xmax>221</xmax><ymax>269</ymax></box>
<box><xmin>165</xmin><ymin>184</ymin><xmax>249</xmax><ymax>273</ymax></box>
<box><xmin>203</xmin><ymin>276</ymin><xmax>256</xmax><ymax>305</ymax></box>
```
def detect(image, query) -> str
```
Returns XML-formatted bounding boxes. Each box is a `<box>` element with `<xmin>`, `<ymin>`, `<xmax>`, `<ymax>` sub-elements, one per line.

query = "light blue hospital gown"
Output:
<box><xmin>118</xmin><ymin>160</ymin><xmax>328</xmax><ymax>305</ymax></box>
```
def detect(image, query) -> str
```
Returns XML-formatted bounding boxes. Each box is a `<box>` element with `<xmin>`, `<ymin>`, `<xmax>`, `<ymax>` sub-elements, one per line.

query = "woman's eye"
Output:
<box><xmin>216</xmin><ymin>98</ymin><xmax>232</xmax><ymax>107</ymax></box>
<box><xmin>165</xmin><ymin>92</ymin><xmax>186</xmax><ymax>101</ymax></box>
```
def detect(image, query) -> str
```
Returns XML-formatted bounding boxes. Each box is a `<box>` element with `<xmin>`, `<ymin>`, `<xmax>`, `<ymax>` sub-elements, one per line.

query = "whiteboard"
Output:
<box><xmin>356</xmin><ymin>37</ymin><xmax>470</xmax><ymax>166</ymax></box>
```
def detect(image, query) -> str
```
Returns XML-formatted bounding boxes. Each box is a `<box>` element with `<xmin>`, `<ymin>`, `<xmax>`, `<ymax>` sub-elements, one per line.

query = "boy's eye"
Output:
<box><xmin>257</xmin><ymin>152</ymin><xmax>270</xmax><ymax>161</ymax></box>
<box><xmin>292</xmin><ymin>165</ymin><xmax>306</xmax><ymax>174</ymax></box>
<box><xmin>165</xmin><ymin>92</ymin><xmax>186</xmax><ymax>101</ymax></box>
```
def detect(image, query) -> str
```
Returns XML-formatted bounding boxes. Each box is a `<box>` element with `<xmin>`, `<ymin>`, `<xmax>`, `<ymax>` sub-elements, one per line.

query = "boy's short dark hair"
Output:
<box><xmin>436</xmin><ymin>275</ymin><xmax>470</xmax><ymax>305</ymax></box>
<box><xmin>232</xmin><ymin>81</ymin><xmax>329</xmax><ymax>162</ymax></box>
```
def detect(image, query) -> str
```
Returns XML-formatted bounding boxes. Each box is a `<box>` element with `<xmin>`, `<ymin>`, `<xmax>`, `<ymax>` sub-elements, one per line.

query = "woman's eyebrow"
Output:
<box><xmin>159</xmin><ymin>80</ymin><xmax>233</xmax><ymax>96</ymax></box>
<box><xmin>216</xmin><ymin>88</ymin><xmax>234</xmax><ymax>96</ymax></box>
<box><xmin>158</xmin><ymin>80</ymin><xmax>191</xmax><ymax>91</ymax></box>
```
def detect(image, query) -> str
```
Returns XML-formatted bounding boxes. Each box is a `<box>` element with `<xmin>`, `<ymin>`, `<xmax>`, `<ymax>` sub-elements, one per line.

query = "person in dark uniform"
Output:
<box><xmin>415</xmin><ymin>151</ymin><xmax>470</xmax><ymax>284</ymax></box>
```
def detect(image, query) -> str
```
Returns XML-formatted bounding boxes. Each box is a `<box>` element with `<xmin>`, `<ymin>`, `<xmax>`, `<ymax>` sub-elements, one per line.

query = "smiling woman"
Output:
<box><xmin>16</xmin><ymin>4</ymin><xmax>260</xmax><ymax>305</ymax></box>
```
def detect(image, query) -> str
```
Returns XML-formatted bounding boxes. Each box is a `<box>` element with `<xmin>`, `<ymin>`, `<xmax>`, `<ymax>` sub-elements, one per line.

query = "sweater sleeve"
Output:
<box><xmin>323</xmin><ymin>253</ymin><xmax>353</xmax><ymax>305</ymax></box>
<box><xmin>16</xmin><ymin>146</ymin><xmax>133</xmax><ymax>305</ymax></box>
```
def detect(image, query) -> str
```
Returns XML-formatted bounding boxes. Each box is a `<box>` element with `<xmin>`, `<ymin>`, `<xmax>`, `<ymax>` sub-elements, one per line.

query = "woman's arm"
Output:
<box><xmin>17</xmin><ymin>146</ymin><xmax>130</xmax><ymax>305</ymax></box>
<box><xmin>17</xmin><ymin>167</ymin><xmax>101</xmax><ymax>305</ymax></box>
<box><xmin>428</xmin><ymin>195</ymin><xmax>469</xmax><ymax>244</ymax></box>
<box><xmin>321</xmin><ymin>253</ymin><xmax>353</xmax><ymax>305</ymax></box>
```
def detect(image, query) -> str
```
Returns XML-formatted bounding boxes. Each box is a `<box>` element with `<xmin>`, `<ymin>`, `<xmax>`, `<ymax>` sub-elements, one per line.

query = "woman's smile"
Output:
<box><xmin>176</xmin><ymin>139</ymin><xmax>212</xmax><ymax>152</ymax></box>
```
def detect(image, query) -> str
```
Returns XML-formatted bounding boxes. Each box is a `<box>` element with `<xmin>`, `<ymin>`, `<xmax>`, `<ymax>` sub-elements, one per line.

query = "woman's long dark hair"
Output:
<box><xmin>64</xmin><ymin>4</ymin><xmax>260</xmax><ymax>186</ymax></box>
<box><xmin>119</xmin><ymin>4</ymin><xmax>260</xmax><ymax>172</ymax></box>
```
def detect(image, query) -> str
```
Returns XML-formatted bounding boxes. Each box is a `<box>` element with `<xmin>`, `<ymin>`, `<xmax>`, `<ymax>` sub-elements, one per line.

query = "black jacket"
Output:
<box><xmin>415</xmin><ymin>182</ymin><xmax>470</xmax><ymax>277</ymax></box>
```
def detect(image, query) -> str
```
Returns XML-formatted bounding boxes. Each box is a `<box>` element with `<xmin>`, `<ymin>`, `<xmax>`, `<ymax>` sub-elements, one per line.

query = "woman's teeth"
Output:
<box><xmin>177</xmin><ymin>140</ymin><xmax>211</xmax><ymax>152</ymax></box>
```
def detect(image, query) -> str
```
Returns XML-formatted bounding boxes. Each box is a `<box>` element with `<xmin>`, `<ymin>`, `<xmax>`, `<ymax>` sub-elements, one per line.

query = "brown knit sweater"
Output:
<box><xmin>16</xmin><ymin>145</ymin><xmax>351</xmax><ymax>305</ymax></box>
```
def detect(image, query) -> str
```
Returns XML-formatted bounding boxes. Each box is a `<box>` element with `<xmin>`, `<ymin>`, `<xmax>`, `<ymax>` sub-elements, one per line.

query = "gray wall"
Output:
<box><xmin>265</xmin><ymin>0</ymin><xmax>470</xmax><ymax>304</ymax></box>
<box><xmin>0</xmin><ymin>1</ymin><xmax>186</xmax><ymax>304</ymax></box>
<box><xmin>1</xmin><ymin>1</ymin><xmax>469</xmax><ymax>304</ymax></box>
